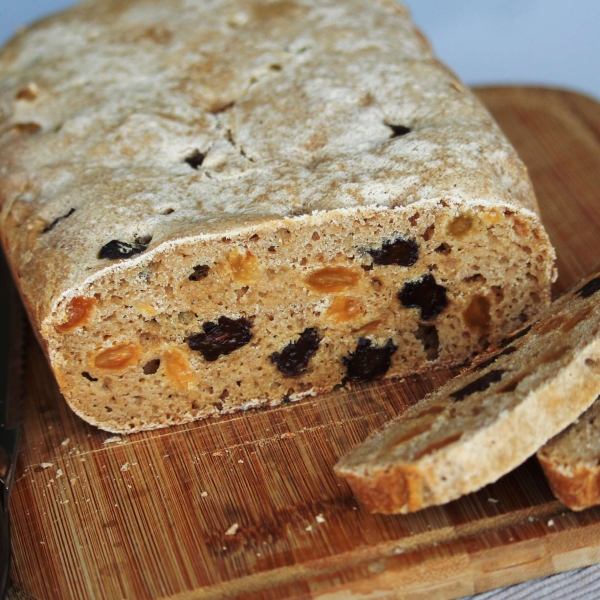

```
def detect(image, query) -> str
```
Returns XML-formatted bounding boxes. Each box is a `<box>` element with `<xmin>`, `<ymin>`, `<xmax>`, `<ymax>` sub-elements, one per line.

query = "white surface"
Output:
<box><xmin>1</xmin><ymin>1</ymin><xmax>599</xmax><ymax>599</ymax></box>
<box><xmin>0</xmin><ymin>0</ymin><xmax>598</xmax><ymax>100</ymax></box>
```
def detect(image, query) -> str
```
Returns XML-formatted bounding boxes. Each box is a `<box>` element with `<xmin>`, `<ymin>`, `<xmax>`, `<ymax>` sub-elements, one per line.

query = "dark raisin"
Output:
<box><xmin>43</xmin><ymin>208</ymin><xmax>75</xmax><ymax>233</ymax></box>
<box><xmin>342</xmin><ymin>338</ymin><xmax>397</xmax><ymax>381</ymax></box>
<box><xmin>577</xmin><ymin>277</ymin><xmax>600</xmax><ymax>298</ymax></box>
<box><xmin>99</xmin><ymin>240</ymin><xmax>147</xmax><ymax>260</ymax></box>
<box><xmin>281</xmin><ymin>395</ymin><xmax>291</xmax><ymax>404</ymax></box>
<box><xmin>498</xmin><ymin>324</ymin><xmax>532</xmax><ymax>348</ymax></box>
<box><xmin>398</xmin><ymin>274</ymin><xmax>448</xmax><ymax>320</ymax></box>
<box><xmin>186</xmin><ymin>316</ymin><xmax>253</xmax><ymax>361</ymax></box>
<box><xmin>189</xmin><ymin>265</ymin><xmax>210</xmax><ymax>281</ymax></box>
<box><xmin>386</xmin><ymin>123</ymin><xmax>411</xmax><ymax>138</ymax></box>
<box><xmin>81</xmin><ymin>371</ymin><xmax>98</xmax><ymax>382</ymax></box>
<box><xmin>473</xmin><ymin>346</ymin><xmax>517</xmax><ymax>371</ymax></box>
<box><xmin>368</xmin><ymin>237</ymin><xmax>419</xmax><ymax>267</ymax></box>
<box><xmin>185</xmin><ymin>149</ymin><xmax>205</xmax><ymax>169</ymax></box>
<box><xmin>270</xmin><ymin>328</ymin><xmax>321</xmax><ymax>376</ymax></box>
<box><xmin>450</xmin><ymin>369</ymin><xmax>505</xmax><ymax>401</ymax></box>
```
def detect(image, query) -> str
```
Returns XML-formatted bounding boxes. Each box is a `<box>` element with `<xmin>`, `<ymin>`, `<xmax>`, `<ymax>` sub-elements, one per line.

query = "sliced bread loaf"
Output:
<box><xmin>335</xmin><ymin>272</ymin><xmax>600</xmax><ymax>514</ymax></box>
<box><xmin>0</xmin><ymin>0</ymin><xmax>555</xmax><ymax>432</ymax></box>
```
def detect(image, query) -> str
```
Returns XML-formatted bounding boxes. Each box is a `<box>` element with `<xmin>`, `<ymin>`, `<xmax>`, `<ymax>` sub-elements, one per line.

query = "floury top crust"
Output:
<box><xmin>1</xmin><ymin>0</ymin><xmax>542</xmax><ymax>326</ymax></box>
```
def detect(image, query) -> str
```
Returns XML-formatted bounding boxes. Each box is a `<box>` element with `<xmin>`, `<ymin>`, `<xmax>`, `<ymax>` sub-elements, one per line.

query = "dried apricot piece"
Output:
<box><xmin>163</xmin><ymin>349</ymin><xmax>195</xmax><ymax>390</ymax></box>
<box><xmin>227</xmin><ymin>248</ymin><xmax>260</xmax><ymax>284</ymax></box>
<box><xmin>463</xmin><ymin>295</ymin><xmax>491</xmax><ymax>334</ymax></box>
<box><xmin>447</xmin><ymin>214</ymin><xmax>474</xmax><ymax>238</ymax></box>
<box><xmin>326</xmin><ymin>296</ymin><xmax>364</xmax><ymax>323</ymax></box>
<box><xmin>94</xmin><ymin>342</ymin><xmax>142</xmax><ymax>370</ymax></box>
<box><xmin>56</xmin><ymin>297</ymin><xmax>96</xmax><ymax>332</ymax></box>
<box><xmin>305</xmin><ymin>267</ymin><xmax>361</xmax><ymax>293</ymax></box>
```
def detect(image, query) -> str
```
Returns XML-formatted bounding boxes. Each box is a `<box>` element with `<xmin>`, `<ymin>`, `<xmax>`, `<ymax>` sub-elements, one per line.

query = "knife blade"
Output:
<box><xmin>0</xmin><ymin>248</ymin><xmax>25</xmax><ymax>598</ymax></box>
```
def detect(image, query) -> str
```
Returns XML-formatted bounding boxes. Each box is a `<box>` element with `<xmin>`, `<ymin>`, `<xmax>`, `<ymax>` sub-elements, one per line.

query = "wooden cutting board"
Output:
<box><xmin>7</xmin><ymin>87</ymin><xmax>600</xmax><ymax>600</ymax></box>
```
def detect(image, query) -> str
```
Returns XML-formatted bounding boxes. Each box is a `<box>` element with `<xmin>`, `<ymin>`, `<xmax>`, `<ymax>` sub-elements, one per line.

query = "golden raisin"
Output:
<box><xmin>447</xmin><ymin>214</ymin><xmax>474</xmax><ymax>238</ymax></box>
<box><xmin>94</xmin><ymin>343</ymin><xmax>142</xmax><ymax>371</ymax></box>
<box><xmin>305</xmin><ymin>266</ymin><xmax>361</xmax><ymax>293</ymax></box>
<box><xmin>561</xmin><ymin>306</ymin><xmax>593</xmax><ymax>334</ymax></box>
<box><xmin>413</xmin><ymin>432</ymin><xmax>462</xmax><ymax>460</ymax></box>
<box><xmin>326</xmin><ymin>296</ymin><xmax>364</xmax><ymax>323</ymax></box>
<box><xmin>539</xmin><ymin>345</ymin><xmax>572</xmax><ymax>365</ymax></box>
<box><xmin>354</xmin><ymin>319</ymin><xmax>383</xmax><ymax>334</ymax></box>
<box><xmin>163</xmin><ymin>349</ymin><xmax>195</xmax><ymax>390</ymax></box>
<box><xmin>56</xmin><ymin>297</ymin><xmax>96</xmax><ymax>332</ymax></box>
<box><xmin>463</xmin><ymin>295</ymin><xmax>491</xmax><ymax>334</ymax></box>
<box><xmin>390</xmin><ymin>423</ymin><xmax>433</xmax><ymax>447</ymax></box>
<box><xmin>536</xmin><ymin>314</ymin><xmax>568</xmax><ymax>335</ymax></box>
<box><xmin>10</xmin><ymin>122</ymin><xmax>41</xmax><ymax>135</ymax></box>
<box><xmin>227</xmin><ymin>248</ymin><xmax>260</xmax><ymax>284</ymax></box>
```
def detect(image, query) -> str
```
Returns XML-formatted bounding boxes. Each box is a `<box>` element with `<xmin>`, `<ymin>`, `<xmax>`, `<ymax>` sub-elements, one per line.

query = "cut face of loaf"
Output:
<box><xmin>46</xmin><ymin>203</ymin><xmax>552</xmax><ymax>432</ymax></box>
<box><xmin>0</xmin><ymin>0</ymin><xmax>555</xmax><ymax>432</ymax></box>
<box><xmin>335</xmin><ymin>272</ymin><xmax>600</xmax><ymax>514</ymax></box>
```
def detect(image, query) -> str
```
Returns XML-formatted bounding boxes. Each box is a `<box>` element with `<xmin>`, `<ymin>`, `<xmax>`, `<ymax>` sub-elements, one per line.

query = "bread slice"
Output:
<box><xmin>538</xmin><ymin>399</ymin><xmax>600</xmax><ymax>509</ymax></box>
<box><xmin>0</xmin><ymin>0</ymin><xmax>555</xmax><ymax>432</ymax></box>
<box><xmin>335</xmin><ymin>272</ymin><xmax>600</xmax><ymax>514</ymax></box>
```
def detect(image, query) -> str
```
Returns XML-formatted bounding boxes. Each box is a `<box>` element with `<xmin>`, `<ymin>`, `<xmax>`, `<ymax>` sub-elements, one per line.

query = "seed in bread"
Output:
<box><xmin>0</xmin><ymin>0</ymin><xmax>556</xmax><ymax>432</ymax></box>
<box><xmin>335</xmin><ymin>271</ymin><xmax>600</xmax><ymax>514</ymax></box>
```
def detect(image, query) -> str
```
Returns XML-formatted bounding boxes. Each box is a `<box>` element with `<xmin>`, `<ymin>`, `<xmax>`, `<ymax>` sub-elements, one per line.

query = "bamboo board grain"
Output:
<box><xmin>7</xmin><ymin>86</ymin><xmax>600</xmax><ymax>600</ymax></box>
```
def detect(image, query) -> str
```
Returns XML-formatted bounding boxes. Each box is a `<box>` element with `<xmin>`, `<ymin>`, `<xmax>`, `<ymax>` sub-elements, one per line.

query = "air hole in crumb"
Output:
<box><xmin>434</xmin><ymin>243</ymin><xmax>451</xmax><ymax>255</ymax></box>
<box><xmin>185</xmin><ymin>149</ymin><xmax>205</xmax><ymax>169</ymax></box>
<box><xmin>143</xmin><ymin>359</ymin><xmax>160</xmax><ymax>375</ymax></box>
<box><xmin>312</xmin><ymin>231</ymin><xmax>320</xmax><ymax>241</ymax></box>
<box><xmin>269</xmin><ymin>64</ymin><xmax>283</xmax><ymax>71</ymax></box>
<box><xmin>161</xmin><ymin>207</ymin><xmax>175</xmax><ymax>215</ymax></box>
<box><xmin>105</xmin><ymin>406</ymin><xmax>113</xmax><ymax>413</ymax></box>
<box><xmin>409</xmin><ymin>212</ymin><xmax>420</xmax><ymax>226</ymax></box>
<box><xmin>464</xmin><ymin>273</ymin><xmax>486</xmax><ymax>284</ymax></box>
<box><xmin>235</xmin><ymin>286</ymin><xmax>249</xmax><ymax>300</ymax></box>
<box><xmin>371</xmin><ymin>278</ymin><xmax>383</xmax><ymax>291</ymax></box>
<box><xmin>136</xmin><ymin>234</ymin><xmax>153</xmax><ymax>246</ymax></box>
<box><xmin>219</xmin><ymin>389</ymin><xmax>230</xmax><ymax>400</ymax></box>
<box><xmin>81</xmin><ymin>371</ymin><xmax>98</xmax><ymax>382</ymax></box>
<box><xmin>585</xmin><ymin>358</ymin><xmax>600</xmax><ymax>373</ymax></box>
<box><xmin>422</xmin><ymin>225</ymin><xmax>435</xmax><ymax>241</ymax></box>
<box><xmin>249</xmin><ymin>234</ymin><xmax>259</xmax><ymax>241</ymax></box>
<box><xmin>268</xmin><ymin>246</ymin><xmax>276</xmax><ymax>253</ymax></box>
<box><xmin>414</xmin><ymin>324</ymin><xmax>439</xmax><ymax>360</ymax></box>
<box><xmin>491</xmin><ymin>285</ymin><xmax>504</xmax><ymax>303</ymax></box>
<box><xmin>189</xmin><ymin>265</ymin><xmax>210</xmax><ymax>281</ymax></box>
<box><xmin>236</xmin><ymin>381</ymin><xmax>242</xmax><ymax>387</ymax></box>
<box><xmin>519</xmin><ymin>312</ymin><xmax>529</xmax><ymax>323</ymax></box>
<box><xmin>213</xmin><ymin>401</ymin><xmax>223</xmax><ymax>411</ymax></box>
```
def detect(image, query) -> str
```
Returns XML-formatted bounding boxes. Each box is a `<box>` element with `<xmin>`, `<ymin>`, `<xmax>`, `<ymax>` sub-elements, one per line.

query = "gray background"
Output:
<box><xmin>1</xmin><ymin>0</ymin><xmax>599</xmax><ymax>100</ymax></box>
<box><xmin>1</xmin><ymin>1</ymin><xmax>600</xmax><ymax>599</ymax></box>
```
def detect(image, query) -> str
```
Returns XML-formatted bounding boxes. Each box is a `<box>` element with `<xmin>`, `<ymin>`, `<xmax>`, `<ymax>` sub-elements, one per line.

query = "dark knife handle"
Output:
<box><xmin>0</xmin><ymin>480</ymin><xmax>9</xmax><ymax>599</ymax></box>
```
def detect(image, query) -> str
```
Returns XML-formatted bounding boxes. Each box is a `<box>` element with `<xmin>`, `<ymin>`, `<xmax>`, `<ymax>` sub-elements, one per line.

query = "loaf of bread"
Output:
<box><xmin>335</xmin><ymin>271</ymin><xmax>600</xmax><ymax>514</ymax></box>
<box><xmin>0</xmin><ymin>0</ymin><xmax>556</xmax><ymax>432</ymax></box>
